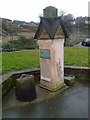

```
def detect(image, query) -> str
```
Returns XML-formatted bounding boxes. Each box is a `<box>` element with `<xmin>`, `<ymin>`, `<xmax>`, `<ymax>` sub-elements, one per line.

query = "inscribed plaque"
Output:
<box><xmin>40</xmin><ymin>49</ymin><xmax>51</xmax><ymax>59</ymax></box>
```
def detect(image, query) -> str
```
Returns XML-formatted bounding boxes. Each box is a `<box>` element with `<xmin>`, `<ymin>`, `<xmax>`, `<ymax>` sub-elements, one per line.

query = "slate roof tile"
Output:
<box><xmin>34</xmin><ymin>17</ymin><xmax>68</xmax><ymax>39</ymax></box>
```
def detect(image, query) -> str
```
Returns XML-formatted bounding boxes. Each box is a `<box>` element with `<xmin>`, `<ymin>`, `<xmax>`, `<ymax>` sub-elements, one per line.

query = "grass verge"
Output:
<box><xmin>2</xmin><ymin>47</ymin><xmax>89</xmax><ymax>74</ymax></box>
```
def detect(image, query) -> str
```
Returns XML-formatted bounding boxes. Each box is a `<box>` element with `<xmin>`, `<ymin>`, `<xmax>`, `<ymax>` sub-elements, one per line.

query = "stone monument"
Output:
<box><xmin>34</xmin><ymin>6</ymin><xmax>68</xmax><ymax>91</ymax></box>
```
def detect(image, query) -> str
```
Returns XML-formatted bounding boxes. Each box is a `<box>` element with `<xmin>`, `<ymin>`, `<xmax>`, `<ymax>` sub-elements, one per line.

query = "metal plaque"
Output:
<box><xmin>40</xmin><ymin>49</ymin><xmax>51</xmax><ymax>59</ymax></box>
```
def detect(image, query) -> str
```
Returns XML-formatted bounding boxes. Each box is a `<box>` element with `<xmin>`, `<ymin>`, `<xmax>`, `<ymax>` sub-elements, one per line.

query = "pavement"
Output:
<box><xmin>2</xmin><ymin>81</ymin><xmax>88</xmax><ymax>118</ymax></box>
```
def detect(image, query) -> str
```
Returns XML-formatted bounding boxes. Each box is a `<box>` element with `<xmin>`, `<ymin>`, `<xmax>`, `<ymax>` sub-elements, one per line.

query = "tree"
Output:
<box><xmin>62</xmin><ymin>14</ymin><xmax>75</xmax><ymax>32</ymax></box>
<box><xmin>59</xmin><ymin>9</ymin><xmax>66</xmax><ymax>17</ymax></box>
<box><xmin>75</xmin><ymin>17</ymin><xmax>86</xmax><ymax>33</ymax></box>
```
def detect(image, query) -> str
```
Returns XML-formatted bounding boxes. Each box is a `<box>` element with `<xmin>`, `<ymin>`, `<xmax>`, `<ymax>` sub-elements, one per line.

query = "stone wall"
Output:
<box><xmin>1</xmin><ymin>66</ymin><xmax>89</xmax><ymax>98</ymax></box>
<box><xmin>2</xmin><ymin>68</ymin><xmax>40</xmax><ymax>99</ymax></box>
<box><xmin>2</xmin><ymin>75</ymin><xmax>15</xmax><ymax>98</ymax></box>
<box><xmin>64</xmin><ymin>66</ymin><xmax>89</xmax><ymax>82</ymax></box>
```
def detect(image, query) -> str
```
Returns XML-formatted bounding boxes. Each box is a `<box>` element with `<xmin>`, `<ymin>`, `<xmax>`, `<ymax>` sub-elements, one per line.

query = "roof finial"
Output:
<box><xmin>43</xmin><ymin>6</ymin><xmax>58</xmax><ymax>18</ymax></box>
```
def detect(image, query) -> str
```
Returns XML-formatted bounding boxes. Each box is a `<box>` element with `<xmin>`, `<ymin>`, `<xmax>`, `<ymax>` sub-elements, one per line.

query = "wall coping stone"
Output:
<box><xmin>64</xmin><ymin>66</ymin><xmax>89</xmax><ymax>70</ymax></box>
<box><xmin>1</xmin><ymin>66</ymin><xmax>89</xmax><ymax>85</ymax></box>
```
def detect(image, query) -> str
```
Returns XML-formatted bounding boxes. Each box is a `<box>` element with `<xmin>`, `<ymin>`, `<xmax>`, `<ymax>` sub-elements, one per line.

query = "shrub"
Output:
<box><xmin>2</xmin><ymin>36</ymin><xmax>38</xmax><ymax>52</ymax></box>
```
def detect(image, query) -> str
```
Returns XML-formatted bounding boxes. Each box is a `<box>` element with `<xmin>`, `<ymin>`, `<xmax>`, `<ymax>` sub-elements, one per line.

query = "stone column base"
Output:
<box><xmin>39</xmin><ymin>80</ymin><xmax>68</xmax><ymax>92</ymax></box>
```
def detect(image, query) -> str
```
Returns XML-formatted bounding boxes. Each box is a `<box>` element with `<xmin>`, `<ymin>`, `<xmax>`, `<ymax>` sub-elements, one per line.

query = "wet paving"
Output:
<box><xmin>2</xmin><ymin>81</ymin><xmax>88</xmax><ymax>118</ymax></box>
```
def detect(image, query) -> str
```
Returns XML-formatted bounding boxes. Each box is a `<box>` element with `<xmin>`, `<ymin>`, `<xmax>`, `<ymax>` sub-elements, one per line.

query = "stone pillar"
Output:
<box><xmin>43</xmin><ymin>6</ymin><xmax>58</xmax><ymax>18</ymax></box>
<box><xmin>34</xmin><ymin>6</ymin><xmax>68</xmax><ymax>91</ymax></box>
<box><xmin>38</xmin><ymin>39</ymin><xmax>65</xmax><ymax>91</ymax></box>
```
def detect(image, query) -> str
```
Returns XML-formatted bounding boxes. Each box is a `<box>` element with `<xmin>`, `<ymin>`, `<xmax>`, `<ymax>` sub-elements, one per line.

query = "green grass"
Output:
<box><xmin>2</xmin><ymin>47</ymin><xmax>89</xmax><ymax>74</ymax></box>
<box><xmin>64</xmin><ymin>47</ymin><xmax>88</xmax><ymax>67</ymax></box>
<box><xmin>2</xmin><ymin>50</ymin><xmax>40</xmax><ymax>74</ymax></box>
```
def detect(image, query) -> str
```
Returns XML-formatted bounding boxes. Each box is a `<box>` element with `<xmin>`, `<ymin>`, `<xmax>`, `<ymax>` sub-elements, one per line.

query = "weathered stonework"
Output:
<box><xmin>1</xmin><ymin>66</ymin><xmax>89</xmax><ymax>98</ymax></box>
<box><xmin>2</xmin><ymin>75</ymin><xmax>15</xmax><ymax>98</ymax></box>
<box><xmin>38</xmin><ymin>39</ymin><xmax>65</xmax><ymax>91</ymax></box>
<box><xmin>2</xmin><ymin>68</ymin><xmax>40</xmax><ymax>98</ymax></box>
<box><xmin>34</xmin><ymin>6</ymin><xmax>69</xmax><ymax>91</ymax></box>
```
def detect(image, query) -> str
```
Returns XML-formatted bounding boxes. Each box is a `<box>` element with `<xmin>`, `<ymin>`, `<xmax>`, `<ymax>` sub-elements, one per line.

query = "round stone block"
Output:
<box><xmin>15</xmin><ymin>74</ymin><xmax>36</xmax><ymax>102</ymax></box>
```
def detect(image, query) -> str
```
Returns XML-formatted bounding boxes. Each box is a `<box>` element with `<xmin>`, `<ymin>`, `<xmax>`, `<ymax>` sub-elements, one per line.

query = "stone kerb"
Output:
<box><xmin>1</xmin><ymin>66</ymin><xmax>89</xmax><ymax>98</ymax></box>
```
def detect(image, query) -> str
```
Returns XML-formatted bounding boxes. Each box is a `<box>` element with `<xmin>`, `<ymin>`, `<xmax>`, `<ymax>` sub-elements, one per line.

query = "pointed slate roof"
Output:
<box><xmin>34</xmin><ymin>17</ymin><xmax>68</xmax><ymax>40</ymax></box>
